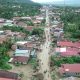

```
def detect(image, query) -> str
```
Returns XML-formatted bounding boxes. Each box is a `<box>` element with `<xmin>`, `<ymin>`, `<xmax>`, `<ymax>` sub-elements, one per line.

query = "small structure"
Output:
<box><xmin>30</xmin><ymin>49</ymin><xmax>36</xmax><ymax>58</ymax></box>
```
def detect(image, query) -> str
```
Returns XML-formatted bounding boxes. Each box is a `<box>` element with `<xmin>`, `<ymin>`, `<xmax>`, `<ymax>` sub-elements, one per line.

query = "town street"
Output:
<box><xmin>38</xmin><ymin>27</ymin><xmax>52</xmax><ymax>80</ymax></box>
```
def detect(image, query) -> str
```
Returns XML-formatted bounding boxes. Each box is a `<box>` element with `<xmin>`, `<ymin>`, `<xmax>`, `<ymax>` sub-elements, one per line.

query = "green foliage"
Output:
<box><xmin>28</xmin><ymin>58</ymin><xmax>38</xmax><ymax>70</ymax></box>
<box><xmin>61</xmin><ymin>8</ymin><xmax>80</xmax><ymax>40</ymax></box>
<box><xmin>25</xmin><ymin>20</ymin><xmax>34</xmax><ymax>26</ymax></box>
<box><xmin>0</xmin><ymin>64</ymin><xmax>12</xmax><ymax>70</ymax></box>
<box><xmin>0</xmin><ymin>0</ymin><xmax>41</xmax><ymax>19</ymax></box>
<box><xmin>2</xmin><ymin>25</ymin><xmax>30</xmax><ymax>35</ymax></box>
<box><xmin>51</xmin><ymin>56</ymin><xmax>80</xmax><ymax>67</ymax></box>
<box><xmin>0</xmin><ymin>40</ymin><xmax>12</xmax><ymax>70</ymax></box>
<box><xmin>31</xmin><ymin>28</ymin><xmax>44</xmax><ymax>37</ymax></box>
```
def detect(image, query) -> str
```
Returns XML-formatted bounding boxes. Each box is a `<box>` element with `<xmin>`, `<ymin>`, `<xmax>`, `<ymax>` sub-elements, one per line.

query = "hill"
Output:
<box><xmin>0</xmin><ymin>0</ymin><xmax>33</xmax><ymax>3</ymax></box>
<box><xmin>0</xmin><ymin>0</ymin><xmax>41</xmax><ymax>19</ymax></box>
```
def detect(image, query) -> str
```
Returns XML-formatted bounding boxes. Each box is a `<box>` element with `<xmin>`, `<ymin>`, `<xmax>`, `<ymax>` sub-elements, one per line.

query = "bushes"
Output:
<box><xmin>31</xmin><ymin>28</ymin><xmax>44</xmax><ymax>37</ymax></box>
<box><xmin>51</xmin><ymin>56</ymin><xmax>80</xmax><ymax>67</ymax></box>
<box><xmin>28</xmin><ymin>58</ymin><xmax>38</xmax><ymax>70</ymax></box>
<box><xmin>0</xmin><ymin>40</ymin><xmax>12</xmax><ymax>70</ymax></box>
<box><xmin>0</xmin><ymin>63</ymin><xmax>12</xmax><ymax>70</ymax></box>
<box><xmin>2</xmin><ymin>26</ymin><xmax>30</xmax><ymax>35</ymax></box>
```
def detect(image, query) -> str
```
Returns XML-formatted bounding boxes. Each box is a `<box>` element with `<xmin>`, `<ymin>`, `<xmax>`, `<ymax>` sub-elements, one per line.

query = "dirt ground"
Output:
<box><xmin>37</xmin><ymin>27</ymin><xmax>52</xmax><ymax>80</ymax></box>
<box><xmin>9</xmin><ymin>64</ymin><xmax>33</xmax><ymax>80</ymax></box>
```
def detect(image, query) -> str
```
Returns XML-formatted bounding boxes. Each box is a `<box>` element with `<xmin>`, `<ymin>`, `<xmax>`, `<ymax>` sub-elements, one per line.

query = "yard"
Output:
<box><xmin>9</xmin><ymin>64</ymin><xmax>33</xmax><ymax>80</ymax></box>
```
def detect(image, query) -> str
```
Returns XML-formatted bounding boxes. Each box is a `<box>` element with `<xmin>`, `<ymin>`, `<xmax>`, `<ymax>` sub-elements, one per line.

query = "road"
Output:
<box><xmin>38</xmin><ymin>27</ymin><xmax>52</xmax><ymax>80</ymax></box>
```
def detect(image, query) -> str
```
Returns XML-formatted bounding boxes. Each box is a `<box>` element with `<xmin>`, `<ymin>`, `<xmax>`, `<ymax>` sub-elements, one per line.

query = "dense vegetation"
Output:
<box><xmin>28</xmin><ymin>58</ymin><xmax>38</xmax><ymax>70</ymax></box>
<box><xmin>0</xmin><ymin>0</ymin><xmax>41</xmax><ymax>19</ymax></box>
<box><xmin>2</xmin><ymin>25</ymin><xmax>44</xmax><ymax>37</ymax></box>
<box><xmin>31</xmin><ymin>28</ymin><xmax>44</xmax><ymax>37</ymax></box>
<box><xmin>51</xmin><ymin>56</ymin><xmax>80</xmax><ymax>67</ymax></box>
<box><xmin>0</xmin><ymin>40</ymin><xmax>12</xmax><ymax>70</ymax></box>
<box><xmin>2</xmin><ymin>25</ymin><xmax>30</xmax><ymax>35</ymax></box>
<box><xmin>60</xmin><ymin>7</ymin><xmax>80</xmax><ymax>41</ymax></box>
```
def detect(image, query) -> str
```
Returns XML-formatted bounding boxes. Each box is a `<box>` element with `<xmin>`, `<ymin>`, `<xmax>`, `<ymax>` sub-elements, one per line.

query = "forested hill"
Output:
<box><xmin>0</xmin><ymin>0</ymin><xmax>41</xmax><ymax>19</ymax></box>
<box><xmin>0</xmin><ymin>0</ymin><xmax>33</xmax><ymax>3</ymax></box>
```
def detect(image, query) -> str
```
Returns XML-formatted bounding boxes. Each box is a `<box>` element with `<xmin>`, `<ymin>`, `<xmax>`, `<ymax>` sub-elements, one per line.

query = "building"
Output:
<box><xmin>9</xmin><ymin>49</ymin><xmax>30</xmax><ymax>64</ymax></box>
<box><xmin>0</xmin><ymin>70</ymin><xmax>20</xmax><ymax>80</ymax></box>
<box><xmin>30</xmin><ymin>49</ymin><xmax>36</xmax><ymax>58</ymax></box>
<box><xmin>12</xmin><ymin>56</ymin><xmax>29</xmax><ymax>64</ymax></box>
<box><xmin>59</xmin><ymin>64</ymin><xmax>80</xmax><ymax>77</ymax></box>
<box><xmin>57</xmin><ymin>41</ymin><xmax>80</xmax><ymax>49</ymax></box>
<box><xmin>55</xmin><ymin>47</ymin><xmax>80</xmax><ymax>57</ymax></box>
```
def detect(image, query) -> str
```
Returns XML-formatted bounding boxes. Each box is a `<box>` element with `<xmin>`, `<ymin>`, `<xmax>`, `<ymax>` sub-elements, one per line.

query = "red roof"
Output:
<box><xmin>0</xmin><ymin>78</ymin><xmax>14</xmax><ymax>80</ymax></box>
<box><xmin>74</xmin><ymin>42</ymin><xmax>80</xmax><ymax>48</ymax></box>
<box><xmin>59</xmin><ymin>64</ymin><xmax>80</xmax><ymax>74</ymax></box>
<box><xmin>13</xmin><ymin>56</ymin><xmax>29</xmax><ymax>63</ymax></box>
<box><xmin>55</xmin><ymin>47</ymin><xmax>80</xmax><ymax>56</ymax></box>
<box><xmin>0</xmin><ymin>70</ymin><xmax>18</xmax><ymax>80</ymax></box>
<box><xmin>61</xmin><ymin>48</ymin><xmax>80</xmax><ymax>56</ymax></box>
<box><xmin>57</xmin><ymin>41</ymin><xmax>73</xmax><ymax>47</ymax></box>
<box><xmin>57</xmin><ymin>41</ymin><xmax>80</xmax><ymax>48</ymax></box>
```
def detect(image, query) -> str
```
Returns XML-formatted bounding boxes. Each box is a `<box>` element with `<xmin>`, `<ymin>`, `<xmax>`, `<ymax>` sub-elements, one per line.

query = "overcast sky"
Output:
<box><xmin>32</xmin><ymin>0</ymin><xmax>80</xmax><ymax>5</ymax></box>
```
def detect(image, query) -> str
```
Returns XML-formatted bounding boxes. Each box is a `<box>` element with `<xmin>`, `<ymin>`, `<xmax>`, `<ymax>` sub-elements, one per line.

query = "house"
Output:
<box><xmin>36</xmin><ymin>16</ymin><xmax>44</xmax><ymax>20</ymax></box>
<box><xmin>12</xmin><ymin>56</ymin><xmax>29</xmax><ymax>64</ymax></box>
<box><xmin>33</xmin><ymin>20</ymin><xmax>41</xmax><ymax>24</ymax></box>
<box><xmin>57</xmin><ymin>41</ymin><xmax>74</xmax><ymax>47</ymax></box>
<box><xmin>0</xmin><ymin>31</ymin><xmax>4</xmax><ymax>35</ymax></box>
<box><xmin>55</xmin><ymin>47</ymin><xmax>80</xmax><ymax>57</ymax></box>
<box><xmin>4</xmin><ymin>30</ymin><xmax>26</xmax><ymax>40</ymax></box>
<box><xmin>0</xmin><ymin>18</ymin><xmax>5</xmax><ymax>23</ymax></box>
<box><xmin>14</xmin><ymin>49</ymin><xmax>30</xmax><ymax>57</ymax></box>
<box><xmin>13</xmin><ymin>17</ymin><xmax>21</xmax><ymax>21</ymax></box>
<box><xmin>10</xmin><ymin>49</ymin><xmax>30</xmax><ymax>64</ymax></box>
<box><xmin>21</xmin><ymin>17</ymin><xmax>32</xmax><ymax>20</ymax></box>
<box><xmin>59</xmin><ymin>64</ymin><xmax>80</xmax><ymax>77</ymax></box>
<box><xmin>3</xmin><ymin>20</ymin><xmax>14</xmax><ymax>26</ymax></box>
<box><xmin>16</xmin><ymin>41</ymin><xmax>28</xmax><ymax>45</ymax></box>
<box><xmin>5</xmin><ymin>20</ymin><xmax>13</xmax><ymax>24</ymax></box>
<box><xmin>0</xmin><ymin>70</ymin><xmax>20</xmax><ymax>80</ymax></box>
<box><xmin>0</xmin><ymin>78</ymin><xmax>14</xmax><ymax>80</ymax></box>
<box><xmin>11</xmin><ymin>41</ymin><xmax>32</xmax><ymax>50</ymax></box>
<box><xmin>15</xmin><ymin>21</ymin><xmax>27</xmax><ymax>28</ymax></box>
<box><xmin>57</xmin><ymin>41</ymin><xmax>80</xmax><ymax>49</ymax></box>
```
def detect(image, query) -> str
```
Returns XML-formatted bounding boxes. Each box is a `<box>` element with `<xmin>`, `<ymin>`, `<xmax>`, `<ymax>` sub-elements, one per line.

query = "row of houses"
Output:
<box><xmin>56</xmin><ymin>41</ymin><xmax>80</xmax><ymax>77</ymax></box>
<box><xmin>0</xmin><ymin>30</ymin><xmax>26</xmax><ymax>44</ymax></box>
<box><xmin>51</xmin><ymin>20</ymin><xmax>80</xmax><ymax>77</ymax></box>
<box><xmin>55</xmin><ymin>41</ymin><xmax>80</xmax><ymax>57</ymax></box>
<box><xmin>0</xmin><ymin>15</ymin><xmax>45</xmax><ymax>28</ymax></box>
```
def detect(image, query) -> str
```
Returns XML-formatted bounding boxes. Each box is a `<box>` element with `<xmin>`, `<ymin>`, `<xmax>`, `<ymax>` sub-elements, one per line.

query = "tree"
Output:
<box><xmin>31</xmin><ymin>28</ymin><xmax>44</xmax><ymax>37</ymax></box>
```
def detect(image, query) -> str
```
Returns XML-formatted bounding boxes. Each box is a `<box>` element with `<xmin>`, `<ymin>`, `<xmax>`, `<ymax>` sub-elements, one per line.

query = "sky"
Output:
<box><xmin>32</xmin><ymin>0</ymin><xmax>80</xmax><ymax>5</ymax></box>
